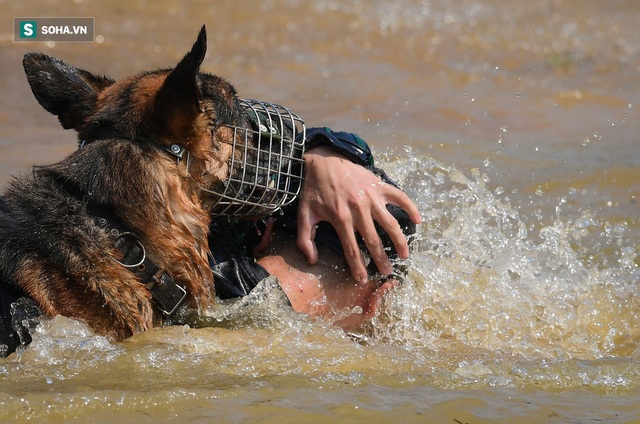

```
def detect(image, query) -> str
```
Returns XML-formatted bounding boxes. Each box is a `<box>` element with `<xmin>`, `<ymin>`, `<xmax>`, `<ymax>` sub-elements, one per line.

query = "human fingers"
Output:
<box><xmin>372</xmin><ymin>201</ymin><xmax>412</xmax><ymax>259</ymax></box>
<box><xmin>252</xmin><ymin>217</ymin><xmax>276</xmax><ymax>258</ymax></box>
<box><xmin>381</xmin><ymin>183</ymin><xmax>422</xmax><ymax>225</ymax></box>
<box><xmin>295</xmin><ymin>209</ymin><xmax>319</xmax><ymax>265</ymax></box>
<box><xmin>353</xmin><ymin>205</ymin><xmax>394</xmax><ymax>276</ymax></box>
<box><xmin>375</xmin><ymin>186</ymin><xmax>422</xmax><ymax>259</ymax></box>
<box><xmin>333</xmin><ymin>218</ymin><xmax>369</xmax><ymax>283</ymax></box>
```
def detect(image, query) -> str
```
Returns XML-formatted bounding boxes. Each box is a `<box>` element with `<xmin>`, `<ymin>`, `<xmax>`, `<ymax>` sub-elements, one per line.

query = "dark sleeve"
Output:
<box><xmin>208</xmin><ymin>220</ymin><xmax>271</xmax><ymax>300</ymax></box>
<box><xmin>210</xmin><ymin>256</ymin><xmax>270</xmax><ymax>300</ymax></box>
<box><xmin>299</xmin><ymin>127</ymin><xmax>375</xmax><ymax>167</ymax></box>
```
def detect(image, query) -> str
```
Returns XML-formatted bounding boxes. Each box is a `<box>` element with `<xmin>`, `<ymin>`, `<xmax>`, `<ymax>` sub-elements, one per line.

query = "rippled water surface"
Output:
<box><xmin>1</xmin><ymin>0</ymin><xmax>639</xmax><ymax>422</ymax></box>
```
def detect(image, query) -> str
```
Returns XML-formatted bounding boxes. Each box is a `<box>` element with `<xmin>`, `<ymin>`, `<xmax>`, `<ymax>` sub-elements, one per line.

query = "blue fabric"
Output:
<box><xmin>302</xmin><ymin>127</ymin><xmax>374</xmax><ymax>167</ymax></box>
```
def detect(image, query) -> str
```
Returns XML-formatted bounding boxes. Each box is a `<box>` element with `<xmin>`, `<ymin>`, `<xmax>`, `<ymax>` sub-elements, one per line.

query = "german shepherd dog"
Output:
<box><xmin>0</xmin><ymin>26</ymin><xmax>251</xmax><ymax>354</ymax></box>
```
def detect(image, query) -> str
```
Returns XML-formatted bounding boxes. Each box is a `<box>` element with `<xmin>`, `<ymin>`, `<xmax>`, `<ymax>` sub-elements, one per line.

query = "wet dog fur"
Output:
<box><xmin>0</xmin><ymin>26</ymin><xmax>246</xmax><ymax>348</ymax></box>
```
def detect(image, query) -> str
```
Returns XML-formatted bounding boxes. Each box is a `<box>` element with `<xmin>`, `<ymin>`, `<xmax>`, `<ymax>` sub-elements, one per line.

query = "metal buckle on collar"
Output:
<box><xmin>93</xmin><ymin>212</ymin><xmax>188</xmax><ymax>317</ymax></box>
<box><xmin>164</xmin><ymin>144</ymin><xmax>186</xmax><ymax>160</ymax></box>
<box><xmin>148</xmin><ymin>269</ymin><xmax>188</xmax><ymax>317</ymax></box>
<box><xmin>200</xmin><ymin>98</ymin><xmax>306</xmax><ymax>218</ymax></box>
<box><xmin>113</xmin><ymin>232</ymin><xmax>146</xmax><ymax>268</ymax></box>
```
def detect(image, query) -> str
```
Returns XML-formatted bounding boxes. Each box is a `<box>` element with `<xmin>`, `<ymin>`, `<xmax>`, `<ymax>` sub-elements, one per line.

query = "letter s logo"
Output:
<box><xmin>20</xmin><ymin>21</ymin><xmax>37</xmax><ymax>38</ymax></box>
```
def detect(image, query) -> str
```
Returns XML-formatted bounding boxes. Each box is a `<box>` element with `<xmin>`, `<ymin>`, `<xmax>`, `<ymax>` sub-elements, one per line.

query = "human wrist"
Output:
<box><xmin>303</xmin><ymin>145</ymin><xmax>347</xmax><ymax>162</ymax></box>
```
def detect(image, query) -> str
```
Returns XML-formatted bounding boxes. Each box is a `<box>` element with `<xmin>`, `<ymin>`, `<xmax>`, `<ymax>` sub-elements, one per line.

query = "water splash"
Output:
<box><xmin>3</xmin><ymin>150</ymin><xmax>639</xmax><ymax>384</ymax></box>
<box><xmin>371</xmin><ymin>149</ymin><xmax>640</xmax><ymax>361</ymax></box>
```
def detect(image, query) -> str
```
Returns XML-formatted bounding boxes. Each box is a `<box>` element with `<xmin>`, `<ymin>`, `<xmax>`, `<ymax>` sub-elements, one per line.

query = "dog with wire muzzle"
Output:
<box><xmin>1</xmin><ymin>25</ymin><xmax>418</xmax><ymax>356</ymax></box>
<box><xmin>203</xmin><ymin>98</ymin><xmax>305</xmax><ymax>218</ymax></box>
<box><xmin>0</xmin><ymin>26</ymin><xmax>309</xmax><ymax>356</ymax></box>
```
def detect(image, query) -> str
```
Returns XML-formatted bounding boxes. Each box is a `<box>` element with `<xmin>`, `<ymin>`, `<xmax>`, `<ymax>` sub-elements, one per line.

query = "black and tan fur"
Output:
<box><xmin>0</xmin><ymin>26</ymin><xmax>246</xmax><ymax>351</ymax></box>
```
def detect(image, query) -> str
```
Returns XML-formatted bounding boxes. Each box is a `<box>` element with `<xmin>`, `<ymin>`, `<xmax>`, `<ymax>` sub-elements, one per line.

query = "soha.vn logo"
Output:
<box><xmin>15</xmin><ymin>18</ymin><xmax>94</xmax><ymax>42</ymax></box>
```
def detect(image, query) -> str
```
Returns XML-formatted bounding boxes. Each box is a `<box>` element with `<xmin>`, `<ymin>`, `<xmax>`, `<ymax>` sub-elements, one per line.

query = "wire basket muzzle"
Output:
<box><xmin>204</xmin><ymin>98</ymin><xmax>306</xmax><ymax>218</ymax></box>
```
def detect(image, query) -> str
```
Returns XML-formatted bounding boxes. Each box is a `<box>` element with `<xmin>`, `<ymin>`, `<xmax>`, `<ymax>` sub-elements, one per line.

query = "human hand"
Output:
<box><xmin>296</xmin><ymin>146</ymin><xmax>422</xmax><ymax>283</ymax></box>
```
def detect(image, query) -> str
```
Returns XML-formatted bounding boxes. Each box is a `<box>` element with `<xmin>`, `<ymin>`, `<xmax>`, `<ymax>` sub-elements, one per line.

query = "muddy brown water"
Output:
<box><xmin>1</xmin><ymin>1</ymin><xmax>639</xmax><ymax>422</ymax></box>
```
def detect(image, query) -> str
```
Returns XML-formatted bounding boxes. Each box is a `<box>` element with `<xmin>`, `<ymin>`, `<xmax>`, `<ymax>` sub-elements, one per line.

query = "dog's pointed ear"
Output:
<box><xmin>23</xmin><ymin>53</ymin><xmax>114</xmax><ymax>130</ymax></box>
<box><xmin>154</xmin><ymin>26</ymin><xmax>207</xmax><ymax>127</ymax></box>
